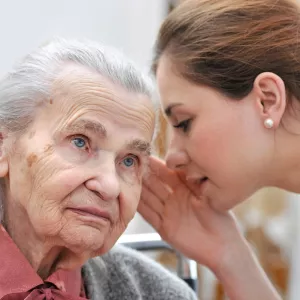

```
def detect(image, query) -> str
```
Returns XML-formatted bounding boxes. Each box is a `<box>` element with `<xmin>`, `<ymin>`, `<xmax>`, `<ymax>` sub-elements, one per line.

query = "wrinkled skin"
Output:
<box><xmin>0</xmin><ymin>64</ymin><xmax>155</xmax><ymax>278</ymax></box>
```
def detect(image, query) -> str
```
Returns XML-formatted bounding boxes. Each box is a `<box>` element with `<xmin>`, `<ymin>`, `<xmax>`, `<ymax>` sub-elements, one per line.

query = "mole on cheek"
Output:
<box><xmin>49</xmin><ymin>99</ymin><xmax>53</xmax><ymax>105</ymax></box>
<box><xmin>27</xmin><ymin>153</ymin><xmax>37</xmax><ymax>167</ymax></box>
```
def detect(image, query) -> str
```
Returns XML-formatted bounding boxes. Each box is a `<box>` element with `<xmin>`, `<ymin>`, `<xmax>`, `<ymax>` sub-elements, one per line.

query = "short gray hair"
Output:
<box><xmin>0</xmin><ymin>38</ymin><xmax>159</xmax><ymax>223</ymax></box>
<box><xmin>0</xmin><ymin>37</ymin><xmax>158</xmax><ymax>134</ymax></box>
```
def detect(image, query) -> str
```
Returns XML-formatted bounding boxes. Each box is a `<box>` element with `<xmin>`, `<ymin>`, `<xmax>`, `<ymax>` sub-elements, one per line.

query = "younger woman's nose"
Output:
<box><xmin>165</xmin><ymin>146</ymin><xmax>189</xmax><ymax>170</ymax></box>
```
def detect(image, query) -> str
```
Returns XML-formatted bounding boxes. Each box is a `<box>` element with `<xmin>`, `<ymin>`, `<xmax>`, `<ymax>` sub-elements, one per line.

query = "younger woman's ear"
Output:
<box><xmin>253</xmin><ymin>72</ymin><xmax>286</xmax><ymax>128</ymax></box>
<box><xmin>0</xmin><ymin>133</ymin><xmax>8</xmax><ymax>178</ymax></box>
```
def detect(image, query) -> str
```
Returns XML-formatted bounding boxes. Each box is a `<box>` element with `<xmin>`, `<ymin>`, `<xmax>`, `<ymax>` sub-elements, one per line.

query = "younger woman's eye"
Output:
<box><xmin>71</xmin><ymin>136</ymin><xmax>89</xmax><ymax>150</ymax></box>
<box><xmin>173</xmin><ymin>119</ymin><xmax>192</xmax><ymax>133</ymax></box>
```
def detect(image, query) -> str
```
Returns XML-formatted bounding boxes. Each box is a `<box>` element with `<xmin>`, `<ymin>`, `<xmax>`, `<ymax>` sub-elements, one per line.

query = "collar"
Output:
<box><xmin>0</xmin><ymin>225</ymin><xmax>83</xmax><ymax>298</ymax></box>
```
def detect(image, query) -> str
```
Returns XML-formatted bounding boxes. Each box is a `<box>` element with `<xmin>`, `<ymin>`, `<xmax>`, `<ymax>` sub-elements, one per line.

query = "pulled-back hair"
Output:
<box><xmin>154</xmin><ymin>0</ymin><xmax>300</xmax><ymax>100</ymax></box>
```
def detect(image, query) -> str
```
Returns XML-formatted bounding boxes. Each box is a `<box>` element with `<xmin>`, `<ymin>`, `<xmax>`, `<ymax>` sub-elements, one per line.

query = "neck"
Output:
<box><xmin>266</xmin><ymin>124</ymin><xmax>300</xmax><ymax>192</ymax></box>
<box><xmin>2</xmin><ymin>200</ymin><xmax>70</xmax><ymax>280</ymax></box>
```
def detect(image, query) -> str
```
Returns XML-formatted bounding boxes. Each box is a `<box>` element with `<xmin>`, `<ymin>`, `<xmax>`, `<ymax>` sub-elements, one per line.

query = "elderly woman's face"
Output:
<box><xmin>1</xmin><ymin>66</ymin><xmax>155</xmax><ymax>258</ymax></box>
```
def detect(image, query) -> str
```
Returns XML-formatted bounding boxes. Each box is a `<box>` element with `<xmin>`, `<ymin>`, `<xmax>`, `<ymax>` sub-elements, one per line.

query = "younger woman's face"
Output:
<box><xmin>156</xmin><ymin>55</ymin><xmax>275</xmax><ymax>211</ymax></box>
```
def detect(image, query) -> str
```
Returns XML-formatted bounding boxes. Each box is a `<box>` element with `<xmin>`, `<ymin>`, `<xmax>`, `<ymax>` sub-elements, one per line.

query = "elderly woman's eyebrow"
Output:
<box><xmin>64</xmin><ymin>119</ymin><xmax>107</xmax><ymax>137</ymax></box>
<box><xmin>127</xmin><ymin>139</ymin><xmax>152</xmax><ymax>156</ymax></box>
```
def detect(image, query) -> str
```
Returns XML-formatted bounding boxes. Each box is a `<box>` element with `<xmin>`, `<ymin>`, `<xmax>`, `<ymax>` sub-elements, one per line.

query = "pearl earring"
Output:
<box><xmin>264</xmin><ymin>118</ymin><xmax>274</xmax><ymax>129</ymax></box>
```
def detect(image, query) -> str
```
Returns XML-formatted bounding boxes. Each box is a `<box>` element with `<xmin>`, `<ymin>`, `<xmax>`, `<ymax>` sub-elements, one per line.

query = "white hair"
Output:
<box><xmin>0</xmin><ymin>37</ymin><xmax>158</xmax><ymax>134</ymax></box>
<box><xmin>0</xmin><ymin>38</ymin><xmax>159</xmax><ymax>222</ymax></box>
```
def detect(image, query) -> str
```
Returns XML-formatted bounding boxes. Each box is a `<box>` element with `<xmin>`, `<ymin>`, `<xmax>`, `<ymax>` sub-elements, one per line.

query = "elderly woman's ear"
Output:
<box><xmin>0</xmin><ymin>133</ymin><xmax>8</xmax><ymax>178</ymax></box>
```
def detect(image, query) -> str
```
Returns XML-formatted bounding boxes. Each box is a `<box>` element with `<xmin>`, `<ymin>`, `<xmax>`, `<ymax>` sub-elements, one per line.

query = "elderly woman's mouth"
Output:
<box><xmin>67</xmin><ymin>206</ymin><xmax>112</xmax><ymax>225</ymax></box>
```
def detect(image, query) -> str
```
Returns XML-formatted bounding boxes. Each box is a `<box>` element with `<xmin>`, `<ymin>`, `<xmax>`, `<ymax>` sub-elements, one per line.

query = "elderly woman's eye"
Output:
<box><xmin>122</xmin><ymin>155</ymin><xmax>138</xmax><ymax>168</ymax></box>
<box><xmin>71</xmin><ymin>136</ymin><xmax>89</xmax><ymax>149</ymax></box>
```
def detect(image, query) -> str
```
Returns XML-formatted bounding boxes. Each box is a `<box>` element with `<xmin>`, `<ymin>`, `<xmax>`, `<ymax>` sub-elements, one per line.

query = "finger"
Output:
<box><xmin>143</xmin><ymin>172</ymin><xmax>172</xmax><ymax>201</ymax></box>
<box><xmin>138</xmin><ymin>200</ymin><xmax>162</xmax><ymax>231</ymax></box>
<box><xmin>140</xmin><ymin>184</ymin><xmax>165</xmax><ymax>215</ymax></box>
<box><xmin>177</xmin><ymin>171</ymin><xmax>205</xmax><ymax>200</ymax></box>
<box><xmin>147</xmin><ymin>156</ymin><xmax>180</xmax><ymax>189</ymax></box>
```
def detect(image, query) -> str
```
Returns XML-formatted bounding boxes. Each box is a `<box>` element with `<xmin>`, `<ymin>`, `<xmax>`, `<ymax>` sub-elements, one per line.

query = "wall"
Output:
<box><xmin>0</xmin><ymin>0</ymin><xmax>167</xmax><ymax>74</ymax></box>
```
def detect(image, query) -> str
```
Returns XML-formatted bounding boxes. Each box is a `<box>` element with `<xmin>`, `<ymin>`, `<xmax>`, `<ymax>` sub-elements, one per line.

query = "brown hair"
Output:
<box><xmin>154</xmin><ymin>0</ymin><xmax>300</xmax><ymax>100</ymax></box>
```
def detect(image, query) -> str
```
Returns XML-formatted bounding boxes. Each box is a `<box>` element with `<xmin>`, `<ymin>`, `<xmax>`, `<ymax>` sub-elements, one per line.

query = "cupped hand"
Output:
<box><xmin>138</xmin><ymin>156</ymin><xmax>245</xmax><ymax>271</ymax></box>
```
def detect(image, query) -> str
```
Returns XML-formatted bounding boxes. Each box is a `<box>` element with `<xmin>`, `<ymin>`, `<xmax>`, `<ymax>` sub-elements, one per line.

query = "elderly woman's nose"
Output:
<box><xmin>85</xmin><ymin>169</ymin><xmax>121</xmax><ymax>201</ymax></box>
<box><xmin>165</xmin><ymin>140</ymin><xmax>189</xmax><ymax>170</ymax></box>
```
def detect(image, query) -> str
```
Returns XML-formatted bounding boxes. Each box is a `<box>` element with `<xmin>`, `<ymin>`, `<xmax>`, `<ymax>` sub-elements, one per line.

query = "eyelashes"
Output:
<box><xmin>70</xmin><ymin>135</ymin><xmax>141</xmax><ymax>171</ymax></box>
<box><xmin>71</xmin><ymin>136</ymin><xmax>89</xmax><ymax>149</ymax></box>
<box><xmin>120</xmin><ymin>155</ymin><xmax>139</xmax><ymax>168</ymax></box>
<box><xmin>70</xmin><ymin>135</ymin><xmax>91</xmax><ymax>153</ymax></box>
<box><xmin>173</xmin><ymin>119</ymin><xmax>192</xmax><ymax>133</ymax></box>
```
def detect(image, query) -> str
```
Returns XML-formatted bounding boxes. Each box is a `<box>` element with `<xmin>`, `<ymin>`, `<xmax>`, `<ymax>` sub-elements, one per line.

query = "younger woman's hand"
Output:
<box><xmin>138</xmin><ymin>156</ymin><xmax>244</xmax><ymax>272</ymax></box>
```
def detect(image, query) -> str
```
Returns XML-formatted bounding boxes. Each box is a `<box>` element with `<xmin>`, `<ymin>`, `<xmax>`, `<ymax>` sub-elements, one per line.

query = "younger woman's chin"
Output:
<box><xmin>210</xmin><ymin>190</ymin><xmax>256</xmax><ymax>212</ymax></box>
<box><xmin>208</xmin><ymin>194</ymin><xmax>238</xmax><ymax>212</ymax></box>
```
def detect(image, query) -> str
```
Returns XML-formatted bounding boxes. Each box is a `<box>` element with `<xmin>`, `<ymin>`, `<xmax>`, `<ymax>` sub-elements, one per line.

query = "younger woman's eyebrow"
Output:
<box><xmin>164</xmin><ymin>103</ymin><xmax>183</xmax><ymax>117</ymax></box>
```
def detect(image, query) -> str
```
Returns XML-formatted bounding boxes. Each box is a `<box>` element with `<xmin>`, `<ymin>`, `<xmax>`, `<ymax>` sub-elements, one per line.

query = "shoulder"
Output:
<box><xmin>83</xmin><ymin>245</ymin><xmax>197</xmax><ymax>300</ymax></box>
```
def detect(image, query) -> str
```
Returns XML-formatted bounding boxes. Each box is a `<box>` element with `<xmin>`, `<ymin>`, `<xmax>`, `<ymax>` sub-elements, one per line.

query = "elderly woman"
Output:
<box><xmin>0</xmin><ymin>39</ymin><xmax>197</xmax><ymax>300</ymax></box>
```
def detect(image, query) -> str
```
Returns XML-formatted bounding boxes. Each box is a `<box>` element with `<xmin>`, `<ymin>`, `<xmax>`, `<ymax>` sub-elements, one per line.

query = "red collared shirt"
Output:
<box><xmin>0</xmin><ymin>226</ymin><xmax>88</xmax><ymax>300</ymax></box>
